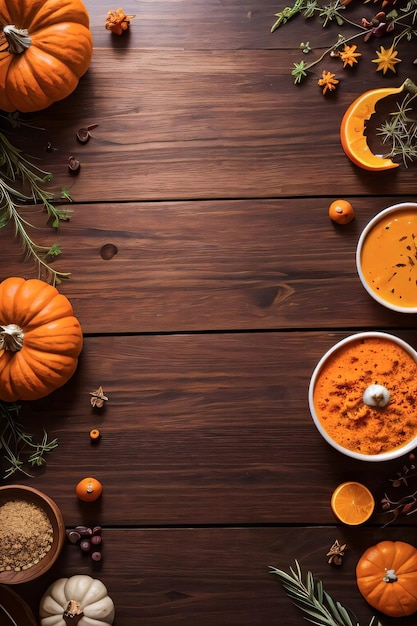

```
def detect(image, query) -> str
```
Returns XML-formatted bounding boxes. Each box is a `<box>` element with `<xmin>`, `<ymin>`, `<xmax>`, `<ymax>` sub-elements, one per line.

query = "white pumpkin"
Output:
<box><xmin>39</xmin><ymin>575</ymin><xmax>115</xmax><ymax>626</ymax></box>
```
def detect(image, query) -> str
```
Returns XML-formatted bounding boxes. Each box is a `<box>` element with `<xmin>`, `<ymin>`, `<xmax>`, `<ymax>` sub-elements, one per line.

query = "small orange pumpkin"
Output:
<box><xmin>328</xmin><ymin>199</ymin><xmax>355</xmax><ymax>224</ymax></box>
<box><xmin>76</xmin><ymin>477</ymin><xmax>103</xmax><ymax>502</ymax></box>
<box><xmin>0</xmin><ymin>277</ymin><xmax>83</xmax><ymax>402</ymax></box>
<box><xmin>0</xmin><ymin>0</ymin><xmax>93</xmax><ymax>112</ymax></box>
<box><xmin>356</xmin><ymin>540</ymin><xmax>417</xmax><ymax>617</ymax></box>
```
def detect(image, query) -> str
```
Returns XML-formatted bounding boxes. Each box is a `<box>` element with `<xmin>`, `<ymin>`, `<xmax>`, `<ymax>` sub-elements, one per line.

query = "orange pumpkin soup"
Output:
<box><xmin>313</xmin><ymin>336</ymin><xmax>417</xmax><ymax>455</ymax></box>
<box><xmin>360</xmin><ymin>208</ymin><xmax>417</xmax><ymax>308</ymax></box>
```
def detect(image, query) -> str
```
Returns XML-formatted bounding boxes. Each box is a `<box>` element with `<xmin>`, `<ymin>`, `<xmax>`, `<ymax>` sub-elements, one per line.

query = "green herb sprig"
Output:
<box><xmin>270</xmin><ymin>560</ymin><xmax>381</xmax><ymax>626</ymax></box>
<box><xmin>0</xmin><ymin>120</ymin><xmax>71</xmax><ymax>285</ymax></box>
<box><xmin>0</xmin><ymin>400</ymin><xmax>58</xmax><ymax>479</ymax></box>
<box><xmin>272</xmin><ymin>0</ymin><xmax>417</xmax><ymax>84</ymax></box>
<box><xmin>378</xmin><ymin>91</ymin><xmax>417</xmax><ymax>166</ymax></box>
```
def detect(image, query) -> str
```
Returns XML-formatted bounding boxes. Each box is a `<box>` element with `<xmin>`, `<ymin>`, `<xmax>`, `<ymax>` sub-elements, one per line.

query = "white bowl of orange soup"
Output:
<box><xmin>356</xmin><ymin>202</ymin><xmax>417</xmax><ymax>312</ymax></box>
<box><xmin>308</xmin><ymin>332</ymin><xmax>417</xmax><ymax>461</ymax></box>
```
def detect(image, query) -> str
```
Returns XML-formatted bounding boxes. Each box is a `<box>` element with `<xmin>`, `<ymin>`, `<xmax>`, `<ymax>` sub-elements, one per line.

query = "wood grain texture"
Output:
<box><xmin>11</xmin><ymin>331</ymin><xmax>417</xmax><ymax>528</ymax></box>
<box><xmin>17</xmin><ymin>527</ymin><xmax>417</xmax><ymax>626</ymax></box>
<box><xmin>5</xmin><ymin>1</ymin><xmax>417</xmax><ymax>204</ymax></box>
<box><xmin>1</xmin><ymin>1</ymin><xmax>417</xmax><ymax>624</ymax></box>
<box><xmin>2</xmin><ymin>197</ymin><xmax>417</xmax><ymax>333</ymax></box>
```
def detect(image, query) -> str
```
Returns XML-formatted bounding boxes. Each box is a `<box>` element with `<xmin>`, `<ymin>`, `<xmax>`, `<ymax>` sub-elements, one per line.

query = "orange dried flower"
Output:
<box><xmin>372</xmin><ymin>45</ymin><xmax>401</xmax><ymax>74</ymax></box>
<box><xmin>105</xmin><ymin>8</ymin><xmax>136</xmax><ymax>35</ymax></box>
<box><xmin>340</xmin><ymin>44</ymin><xmax>361</xmax><ymax>68</ymax></box>
<box><xmin>317</xmin><ymin>70</ymin><xmax>339</xmax><ymax>95</ymax></box>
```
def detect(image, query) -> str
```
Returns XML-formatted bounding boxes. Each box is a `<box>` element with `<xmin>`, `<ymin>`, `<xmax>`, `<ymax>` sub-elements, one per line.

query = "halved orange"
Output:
<box><xmin>330</xmin><ymin>481</ymin><xmax>375</xmax><ymax>525</ymax></box>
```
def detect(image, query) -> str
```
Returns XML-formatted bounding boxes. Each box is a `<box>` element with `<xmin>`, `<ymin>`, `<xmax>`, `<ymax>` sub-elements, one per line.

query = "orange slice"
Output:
<box><xmin>330</xmin><ymin>482</ymin><xmax>375</xmax><ymax>525</ymax></box>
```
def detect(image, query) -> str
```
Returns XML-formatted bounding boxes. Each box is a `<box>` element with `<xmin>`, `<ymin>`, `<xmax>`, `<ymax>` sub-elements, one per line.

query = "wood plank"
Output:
<box><xmin>83</xmin><ymin>0</ymin><xmax>368</xmax><ymax>50</ymax></box>
<box><xmin>17</xmin><ymin>526</ymin><xmax>417</xmax><ymax>626</ymax></box>
<box><xmin>2</xmin><ymin>198</ymin><xmax>417</xmax><ymax>333</ymax></box>
<box><xmin>7</xmin><ymin>51</ymin><xmax>416</xmax><ymax>204</ymax></box>
<box><xmin>11</xmin><ymin>331</ymin><xmax>415</xmax><ymax>527</ymax></box>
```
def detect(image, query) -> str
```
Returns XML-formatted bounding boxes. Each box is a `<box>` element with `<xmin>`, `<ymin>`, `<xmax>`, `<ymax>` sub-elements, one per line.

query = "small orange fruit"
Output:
<box><xmin>330</xmin><ymin>481</ymin><xmax>375</xmax><ymax>525</ymax></box>
<box><xmin>76</xmin><ymin>477</ymin><xmax>103</xmax><ymax>502</ymax></box>
<box><xmin>329</xmin><ymin>199</ymin><xmax>355</xmax><ymax>224</ymax></box>
<box><xmin>89</xmin><ymin>428</ymin><xmax>101</xmax><ymax>441</ymax></box>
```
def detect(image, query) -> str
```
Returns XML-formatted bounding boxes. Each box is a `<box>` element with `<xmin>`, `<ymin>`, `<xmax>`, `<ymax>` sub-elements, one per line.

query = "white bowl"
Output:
<box><xmin>356</xmin><ymin>202</ymin><xmax>417</xmax><ymax>313</ymax></box>
<box><xmin>308</xmin><ymin>332</ymin><xmax>417</xmax><ymax>462</ymax></box>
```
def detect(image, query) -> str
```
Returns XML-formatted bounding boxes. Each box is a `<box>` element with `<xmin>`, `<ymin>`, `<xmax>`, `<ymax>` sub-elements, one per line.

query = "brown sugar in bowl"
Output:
<box><xmin>308</xmin><ymin>332</ymin><xmax>417</xmax><ymax>462</ymax></box>
<box><xmin>0</xmin><ymin>485</ymin><xmax>65</xmax><ymax>585</ymax></box>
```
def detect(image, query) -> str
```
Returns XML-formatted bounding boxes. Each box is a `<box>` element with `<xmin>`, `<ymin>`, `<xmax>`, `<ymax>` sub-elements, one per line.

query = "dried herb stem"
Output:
<box><xmin>0</xmin><ymin>400</ymin><xmax>58</xmax><ymax>479</ymax></box>
<box><xmin>0</xmin><ymin>128</ymin><xmax>71</xmax><ymax>285</ymax></box>
<box><xmin>272</xmin><ymin>0</ymin><xmax>417</xmax><ymax>85</ymax></box>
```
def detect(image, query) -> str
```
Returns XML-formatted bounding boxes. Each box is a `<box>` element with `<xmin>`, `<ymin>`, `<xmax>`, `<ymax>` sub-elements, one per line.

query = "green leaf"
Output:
<box><xmin>0</xmin><ymin>212</ymin><xmax>9</xmax><ymax>228</ymax></box>
<box><xmin>291</xmin><ymin>60</ymin><xmax>309</xmax><ymax>84</ymax></box>
<box><xmin>47</xmin><ymin>243</ymin><xmax>62</xmax><ymax>258</ymax></box>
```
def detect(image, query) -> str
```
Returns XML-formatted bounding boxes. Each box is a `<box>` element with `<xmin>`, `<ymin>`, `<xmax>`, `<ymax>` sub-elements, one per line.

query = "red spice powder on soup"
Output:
<box><xmin>313</xmin><ymin>336</ymin><xmax>417</xmax><ymax>455</ymax></box>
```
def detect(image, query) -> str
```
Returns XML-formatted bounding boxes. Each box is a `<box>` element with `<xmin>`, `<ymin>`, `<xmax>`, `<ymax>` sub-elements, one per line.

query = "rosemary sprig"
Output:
<box><xmin>270</xmin><ymin>560</ymin><xmax>381</xmax><ymax>626</ymax></box>
<box><xmin>377</xmin><ymin>91</ymin><xmax>417</xmax><ymax>166</ymax></box>
<box><xmin>0</xmin><ymin>400</ymin><xmax>58</xmax><ymax>479</ymax></box>
<box><xmin>0</xmin><ymin>128</ymin><xmax>71</xmax><ymax>285</ymax></box>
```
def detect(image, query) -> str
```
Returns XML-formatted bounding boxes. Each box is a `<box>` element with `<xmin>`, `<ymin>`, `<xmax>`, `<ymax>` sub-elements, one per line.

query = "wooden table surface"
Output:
<box><xmin>2</xmin><ymin>1</ymin><xmax>417</xmax><ymax>624</ymax></box>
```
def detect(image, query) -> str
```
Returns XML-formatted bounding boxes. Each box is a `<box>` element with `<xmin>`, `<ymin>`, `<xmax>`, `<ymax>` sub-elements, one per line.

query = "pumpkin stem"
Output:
<box><xmin>63</xmin><ymin>600</ymin><xmax>84</xmax><ymax>625</ymax></box>
<box><xmin>383</xmin><ymin>568</ymin><xmax>398</xmax><ymax>583</ymax></box>
<box><xmin>2</xmin><ymin>25</ymin><xmax>31</xmax><ymax>55</ymax></box>
<box><xmin>0</xmin><ymin>324</ymin><xmax>24</xmax><ymax>352</ymax></box>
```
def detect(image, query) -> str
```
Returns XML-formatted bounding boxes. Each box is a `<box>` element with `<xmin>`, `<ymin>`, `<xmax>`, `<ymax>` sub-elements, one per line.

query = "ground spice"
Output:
<box><xmin>0</xmin><ymin>499</ymin><xmax>53</xmax><ymax>572</ymax></box>
<box><xmin>313</xmin><ymin>336</ymin><xmax>417</xmax><ymax>455</ymax></box>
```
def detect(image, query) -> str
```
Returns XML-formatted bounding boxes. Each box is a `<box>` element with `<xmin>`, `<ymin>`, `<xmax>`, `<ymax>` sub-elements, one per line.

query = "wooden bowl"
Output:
<box><xmin>0</xmin><ymin>584</ymin><xmax>37</xmax><ymax>625</ymax></box>
<box><xmin>0</xmin><ymin>485</ymin><xmax>65</xmax><ymax>585</ymax></box>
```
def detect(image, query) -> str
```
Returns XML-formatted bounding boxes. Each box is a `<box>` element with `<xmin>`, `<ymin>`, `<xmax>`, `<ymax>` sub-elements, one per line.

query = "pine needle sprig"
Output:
<box><xmin>0</xmin><ymin>129</ymin><xmax>71</xmax><ymax>285</ymax></box>
<box><xmin>269</xmin><ymin>561</ymin><xmax>382</xmax><ymax>626</ymax></box>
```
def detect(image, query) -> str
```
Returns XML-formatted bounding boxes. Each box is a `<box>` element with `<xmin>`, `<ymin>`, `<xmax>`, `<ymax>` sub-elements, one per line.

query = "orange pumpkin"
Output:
<box><xmin>0</xmin><ymin>277</ymin><xmax>83</xmax><ymax>402</ymax></box>
<box><xmin>328</xmin><ymin>199</ymin><xmax>355</xmax><ymax>224</ymax></box>
<box><xmin>76</xmin><ymin>477</ymin><xmax>103</xmax><ymax>502</ymax></box>
<box><xmin>356</xmin><ymin>540</ymin><xmax>417</xmax><ymax>617</ymax></box>
<box><xmin>0</xmin><ymin>0</ymin><xmax>93</xmax><ymax>113</ymax></box>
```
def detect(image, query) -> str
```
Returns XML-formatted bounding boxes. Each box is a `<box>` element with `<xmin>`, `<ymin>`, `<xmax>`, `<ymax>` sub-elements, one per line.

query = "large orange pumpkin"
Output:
<box><xmin>0</xmin><ymin>277</ymin><xmax>83</xmax><ymax>402</ymax></box>
<box><xmin>0</xmin><ymin>0</ymin><xmax>93</xmax><ymax>113</ymax></box>
<box><xmin>356</xmin><ymin>540</ymin><xmax>417</xmax><ymax>617</ymax></box>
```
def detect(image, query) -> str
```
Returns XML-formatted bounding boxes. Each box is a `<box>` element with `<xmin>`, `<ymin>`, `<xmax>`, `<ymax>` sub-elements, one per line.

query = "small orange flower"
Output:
<box><xmin>318</xmin><ymin>70</ymin><xmax>339</xmax><ymax>95</ymax></box>
<box><xmin>372</xmin><ymin>45</ymin><xmax>401</xmax><ymax>74</ymax></box>
<box><xmin>340</xmin><ymin>44</ymin><xmax>361</xmax><ymax>68</ymax></box>
<box><xmin>105</xmin><ymin>8</ymin><xmax>136</xmax><ymax>35</ymax></box>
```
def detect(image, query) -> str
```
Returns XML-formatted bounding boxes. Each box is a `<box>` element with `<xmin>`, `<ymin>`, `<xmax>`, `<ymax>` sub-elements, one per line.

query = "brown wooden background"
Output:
<box><xmin>1</xmin><ymin>1</ymin><xmax>417</xmax><ymax>624</ymax></box>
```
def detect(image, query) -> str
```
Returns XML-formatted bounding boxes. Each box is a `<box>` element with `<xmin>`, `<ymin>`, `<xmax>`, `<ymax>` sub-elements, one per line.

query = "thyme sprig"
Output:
<box><xmin>0</xmin><ymin>126</ymin><xmax>71</xmax><ymax>285</ymax></box>
<box><xmin>0</xmin><ymin>400</ymin><xmax>58</xmax><ymax>479</ymax></box>
<box><xmin>270</xmin><ymin>561</ymin><xmax>381</xmax><ymax>626</ymax></box>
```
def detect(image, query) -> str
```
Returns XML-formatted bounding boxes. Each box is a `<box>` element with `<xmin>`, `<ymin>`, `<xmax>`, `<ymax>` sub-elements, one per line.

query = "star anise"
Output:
<box><xmin>326</xmin><ymin>539</ymin><xmax>347</xmax><ymax>565</ymax></box>
<box><xmin>90</xmin><ymin>386</ymin><xmax>109</xmax><ymax>408</ymax></box>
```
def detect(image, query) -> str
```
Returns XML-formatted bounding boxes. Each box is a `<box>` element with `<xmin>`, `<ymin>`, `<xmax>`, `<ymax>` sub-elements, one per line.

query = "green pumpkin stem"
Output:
<box><xmin>2</xmin><ymin>25</ymin><xmax>31</xmax><ymax>55</ymax></box>
<box><xmin>0</xmin><ymin>324</ymin><xmax>24</xmax><ymax>352</ymax></box>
